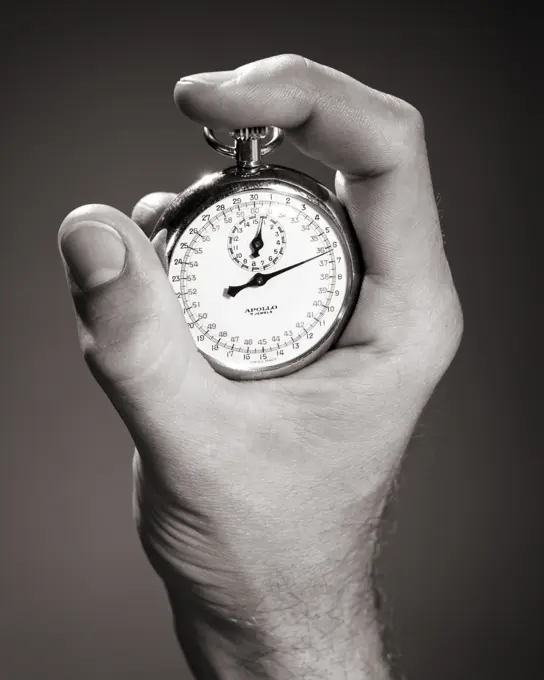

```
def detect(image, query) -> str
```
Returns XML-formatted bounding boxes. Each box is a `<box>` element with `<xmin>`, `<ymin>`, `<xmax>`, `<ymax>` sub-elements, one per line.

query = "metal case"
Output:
<box><xmin>151</xmin><ymin>162</ymin><xmax>364</xmax><ymax>380</ymax></box>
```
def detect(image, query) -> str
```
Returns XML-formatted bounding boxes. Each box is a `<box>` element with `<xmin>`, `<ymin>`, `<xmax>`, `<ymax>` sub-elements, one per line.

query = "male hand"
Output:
<box><xmin>58</xmin><ymin>55</ymin><xmax>463</xmax><ymax>680</ymax></box>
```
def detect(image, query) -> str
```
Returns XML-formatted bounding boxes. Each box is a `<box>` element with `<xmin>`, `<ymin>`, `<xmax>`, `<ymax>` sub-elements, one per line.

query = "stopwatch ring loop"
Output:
<box><xmin>203</xmin><ymin>127</ymin><xmax>284</xmax><ymax>159</ymax></box>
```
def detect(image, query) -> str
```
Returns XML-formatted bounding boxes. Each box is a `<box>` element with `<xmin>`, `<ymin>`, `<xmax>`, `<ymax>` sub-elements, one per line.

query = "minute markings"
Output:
<box><xmin>172</xmin><ymin>191</ymin><xmax>342</xmax><ymax>364</ymax></box>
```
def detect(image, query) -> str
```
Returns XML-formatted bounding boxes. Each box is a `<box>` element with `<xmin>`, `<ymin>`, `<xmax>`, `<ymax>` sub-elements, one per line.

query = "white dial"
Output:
<box><xmin>168</xmin><ymin>188</ymin><xmax>349</xmax><ymax>374</ymax></box>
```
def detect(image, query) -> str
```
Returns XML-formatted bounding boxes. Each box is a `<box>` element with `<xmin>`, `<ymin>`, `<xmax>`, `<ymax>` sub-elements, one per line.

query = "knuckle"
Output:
<box><xmin>403</xmin><ymin>287</ymin><xmax>464</xmax><ymax>382</ymax></box>
<box><xmin>131</xmin><ymin>192</ymin><xmax>174</xmax><ymax>234</ymax></box>
<box><xmin>396</xmin><ymin>100</ymin><xmax>424</xmax><ymax>130</ymax></box>
<box><xmin>395</xmin><ymin>103</ymin><xmax>426</xmax><ymax>157</ymax></box>
<box><xmin>372</xmin><ymin>90</ymin><xmax>425</xmax><ymax>165</ymax></box>
<box><xmin>373</xmin><ymin>274</ymin><xmax>463</xmax><ymax>385</ymax></box>
<box><xmin>273</xmin><ymin>53</ymin><xmax>314</xmax><ymax>76</ymax></box>
<box><xmin>132</xmin><ymin>192</ymin><xmax>164</xmax><ymax>215</ymax></box>
<box><xmin>78</xmin><ymin>280</ymin><xmax>174</xmax><ymax>391</ymax></box>
<box><xmin>249</xmin><ymin>53</ymin><xmax>316</xmax><ymax>87</ymax></box>
<box><xmin>403</xmin><ymin>105</ymin><xmax>425</xmax><ymax>143</ymax></box>
<box><xmin>83</xmin><ymin>308</ymin><xmax>166</xmax><ymax>386</ymax></box>
<box><xmin>437</xmin><ymin>293</ymin><xmax>464</xmax><ymax>362</ymax></box>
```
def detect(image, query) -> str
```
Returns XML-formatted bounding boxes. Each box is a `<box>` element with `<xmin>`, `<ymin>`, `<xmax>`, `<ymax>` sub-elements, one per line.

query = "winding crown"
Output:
<box><xmin>230</xmin><ymin>127</ymin><xmax>270</xmax><ymax>140</ymax></box>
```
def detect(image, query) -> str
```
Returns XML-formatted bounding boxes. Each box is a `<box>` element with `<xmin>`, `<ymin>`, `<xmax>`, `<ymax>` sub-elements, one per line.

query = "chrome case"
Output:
<box><xmin>150</xmin><ymin>129</ymin><xmax>364</xmax><ymax>380</ymax></box>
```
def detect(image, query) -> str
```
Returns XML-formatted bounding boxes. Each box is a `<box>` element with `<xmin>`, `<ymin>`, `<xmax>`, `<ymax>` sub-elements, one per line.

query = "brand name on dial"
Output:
<box><xmin>244</xmin><ymin>305</ymin><xmax>278</xmax><ymax>316</ymax></box>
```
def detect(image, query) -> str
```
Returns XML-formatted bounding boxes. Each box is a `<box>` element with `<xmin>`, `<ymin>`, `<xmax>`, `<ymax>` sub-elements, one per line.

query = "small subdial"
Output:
<box><xmin>227</xmin><ymin>215</ymin><xmax>286</xmax><ymax>271</ymax></box>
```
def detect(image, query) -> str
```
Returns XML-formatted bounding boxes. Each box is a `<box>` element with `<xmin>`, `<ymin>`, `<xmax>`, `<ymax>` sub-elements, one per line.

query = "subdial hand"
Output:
<box><xmin>249</xmin><ymin>216</ymin><xmax>265</xmax><ymax>258</ymax></box>
<box><xmin>224</xmin><ymin>250</ymin><xmax>332</xmax><ymax>298</ymax></box>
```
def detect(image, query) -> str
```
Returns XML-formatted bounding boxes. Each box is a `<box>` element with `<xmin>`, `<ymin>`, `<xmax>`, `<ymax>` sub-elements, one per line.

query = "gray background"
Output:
<box><xmin>0</xmin><ymin>1</ymin><xmax>538</xmax><ymax>679</ymax></box>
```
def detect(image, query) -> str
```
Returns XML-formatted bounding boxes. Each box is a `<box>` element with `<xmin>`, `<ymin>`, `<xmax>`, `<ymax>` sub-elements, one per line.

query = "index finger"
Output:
<box><xmin>174</xmin><ymin>55</ymin><xmax>459</xmax><ymax>350</ymax></box>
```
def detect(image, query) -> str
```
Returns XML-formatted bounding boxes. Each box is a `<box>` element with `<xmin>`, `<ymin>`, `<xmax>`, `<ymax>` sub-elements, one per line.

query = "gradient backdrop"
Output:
<box><xmin>0</xmin><ymin>2</ymin><xmax>538</xmax><ymax>679</ymax></box>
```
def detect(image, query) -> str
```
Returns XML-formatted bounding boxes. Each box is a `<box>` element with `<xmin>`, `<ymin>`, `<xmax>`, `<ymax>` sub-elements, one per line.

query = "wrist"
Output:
<box><xmin>182</xmin><ymin>611</ymin><xmax>389</xmax><ymax>680</ymax></box>
<box><xmin>165</xmin><ymin>548</ymin><xmax>390</xmax><ymax>680</ymax></box>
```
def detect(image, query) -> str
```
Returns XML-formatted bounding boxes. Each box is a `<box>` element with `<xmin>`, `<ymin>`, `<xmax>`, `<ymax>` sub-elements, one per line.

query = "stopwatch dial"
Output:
<box><xmin>228</xmin><ymin>215</ymin><xmax>286</xmax><ymax>271</ymax></box>
<box><xmin>168</xmin><ymin>189</ymin><xmax>350</xmax><ymax>375</ymax></box>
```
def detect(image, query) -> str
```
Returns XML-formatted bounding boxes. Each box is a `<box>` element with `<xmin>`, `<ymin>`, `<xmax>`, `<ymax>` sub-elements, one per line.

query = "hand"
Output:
<box><xmin>249</xmin><ymin>216</ymin><xmax>265</xmax><ymax>257</ymax></box>
<box><xmin>58</xmin><ymin>55</ymin><xmax>462</xmax><ymax>680</ymax></box>
<box><xmin>224</xmin><ymin>250</ymin><xmax>330</xmax><ymax>298</ymax></box>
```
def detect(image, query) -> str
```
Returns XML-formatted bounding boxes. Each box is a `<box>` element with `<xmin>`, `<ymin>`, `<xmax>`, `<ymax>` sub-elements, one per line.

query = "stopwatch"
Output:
<box><xmin>151</xmin><ymin>127</ymin><xmax>364</xmax><ymax>380</ymax></box>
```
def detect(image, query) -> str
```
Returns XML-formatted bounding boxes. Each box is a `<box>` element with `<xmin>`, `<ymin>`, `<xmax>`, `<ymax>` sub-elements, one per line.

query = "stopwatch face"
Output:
<box><xmin>167</xmin><ymin>187</ymin><xmax>353</xmax><ymax>378</ymax></box>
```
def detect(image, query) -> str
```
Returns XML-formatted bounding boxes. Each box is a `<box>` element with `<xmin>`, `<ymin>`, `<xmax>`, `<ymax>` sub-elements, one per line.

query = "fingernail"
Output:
<box><xmin>177</xmin><ymin>71</ymin><xmax>230</xmax><ymax>86</ymax></box>
<box><xmin>60</xmin><ymin>222</ymin><xmax>127</xmax><ymax>291</ymax></box>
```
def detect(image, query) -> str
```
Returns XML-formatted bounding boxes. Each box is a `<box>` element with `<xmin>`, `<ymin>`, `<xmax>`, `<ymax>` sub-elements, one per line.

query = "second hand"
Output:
<box><xmin>224</xmin><ymin>249</ymin><xmax>333</xmax><ymax>299</ymax></box>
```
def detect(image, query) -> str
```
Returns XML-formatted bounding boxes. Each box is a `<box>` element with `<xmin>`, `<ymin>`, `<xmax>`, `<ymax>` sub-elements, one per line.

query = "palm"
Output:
<box><xmin>59</xmin><ymin>56</ymin><xmax>463</xmax><ymax>679</ymax></box>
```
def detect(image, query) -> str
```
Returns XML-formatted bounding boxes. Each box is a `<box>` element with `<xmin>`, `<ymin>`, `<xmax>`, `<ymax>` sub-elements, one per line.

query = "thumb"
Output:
<box><xmin>58</xmin><ymin>203</ymin><xmax>218</xmax><ymax>449</ymax></box>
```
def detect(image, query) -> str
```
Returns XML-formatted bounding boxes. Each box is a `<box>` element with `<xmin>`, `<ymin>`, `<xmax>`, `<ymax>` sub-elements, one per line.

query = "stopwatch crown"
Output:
<box><xmin>203</xmin><ymin>126</ymin><xmax>284</xmax><ymax>174</ymax></box>
<box><xmin>230</xmin><ymin>127</ymin><xmax>270</xmax><ymax>141</ymax></box>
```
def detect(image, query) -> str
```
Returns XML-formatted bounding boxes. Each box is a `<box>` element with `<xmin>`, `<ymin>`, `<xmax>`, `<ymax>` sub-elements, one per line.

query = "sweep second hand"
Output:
<box><xmin>224</xmin><ymin>249</ymin><xmax>332</xmax><ymax>299</ymax></box>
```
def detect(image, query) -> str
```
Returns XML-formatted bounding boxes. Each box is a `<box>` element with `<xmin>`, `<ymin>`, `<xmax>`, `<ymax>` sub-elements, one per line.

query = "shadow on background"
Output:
<box><xmin>0</xmin><ymin>1</ymin><xmax>538</xmax><ymax>678</ymax></box>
